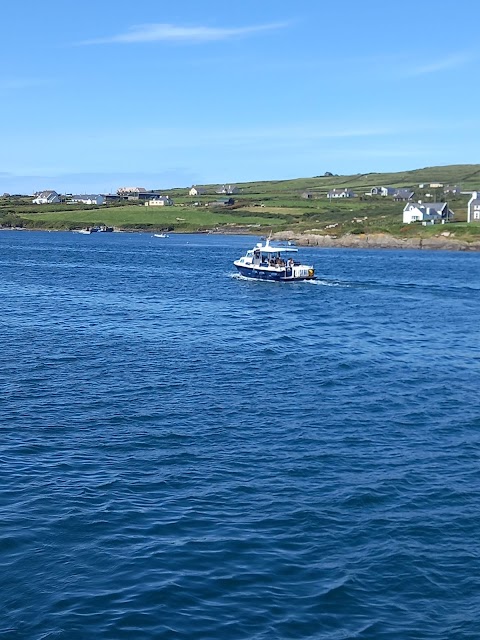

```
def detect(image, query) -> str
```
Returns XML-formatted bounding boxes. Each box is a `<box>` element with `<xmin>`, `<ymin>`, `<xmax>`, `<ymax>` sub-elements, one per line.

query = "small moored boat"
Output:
<box><xmin>154</xmin><ymin>233</ymin><xmax>169</xmax><ymax>238</ymax></box>
<box><xmin>234</xmin><ymin>237</ymin><xmax>315</xmax><ymax>281</ymax></box>
<box><xmin>76</xmin><ymin>225</ymin><xmax>113</xmax><ymax>234</ymax></box>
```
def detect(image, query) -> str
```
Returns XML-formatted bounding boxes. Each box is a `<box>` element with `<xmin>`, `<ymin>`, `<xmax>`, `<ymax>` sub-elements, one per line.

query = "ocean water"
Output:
<box><xmin>1</xmin><ymin>230</ymin><xmax>479</xmax><ymax>640</ymax></box>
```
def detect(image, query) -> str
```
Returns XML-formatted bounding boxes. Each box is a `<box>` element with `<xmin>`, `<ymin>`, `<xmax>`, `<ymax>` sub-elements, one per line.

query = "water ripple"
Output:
<box><xmin>0</xmin><ymin>233</ymin><xmax>479</xmax><ymax>639</ymax></box>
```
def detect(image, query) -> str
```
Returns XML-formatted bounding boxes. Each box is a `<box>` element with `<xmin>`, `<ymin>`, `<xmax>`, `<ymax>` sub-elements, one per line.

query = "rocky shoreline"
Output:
<box><xmin>272</xmin><ymin>231</ymin><xmax>480</xmax><ymax>252</ymax></box>
<box><xmin>3</xmin><ymin>226</ymin><xmax>480</xmax><ymax>251</ymax></box>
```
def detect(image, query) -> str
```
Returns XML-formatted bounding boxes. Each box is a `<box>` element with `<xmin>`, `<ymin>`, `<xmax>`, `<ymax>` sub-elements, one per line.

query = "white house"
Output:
<box><xmin>444</xmin><ymin>185</ymin><xmax>461</xmax><ymax>195</ymax></box>
<box><xmin>32</xmin><ymin>190</ymin><xmax>60</xmax><ymax>204</ymax></box>
<box><xmin>327</xmin><ymin>188</ymin><xmax>356</xmax><ymax>198</ymax></box>
<box><xmin>144</xmin><ymin>196</ymin><xmax>173</xmax><ymax>206</ymax></box>
<box><xmin>403</xmin><ymin>202</ymin><xmax>453</xmax><ymax>224</ymax></box>
<box><xmin>467</xmin><ymin>192</ymin><xmax>480</xmax><ymax>222</ymax></box>
<box><xmin>216</xmin><ymin>184</ymin><xmax>238</xmax><ymax>195</ymax></box>
<box><xmin>369</xmin><ymin>186</ymin><xmax>396</xmax><ymax>196</ymax></box>
<box><xmin>70</xmin><ymin>194</ymin><xmax>105</xmax><ymax>205</ymax></box>
<box><xmin>189</xmin><ymin>186</ymin><xmax>205</xmax><ymax>196</ymax></box>
<box><xmin>117</xmin><ymin>186</ymin><xmax>146</xmax><ymax>196</ymax></box>
<box><xmin>393</xmin><ymin>189</ymin><xmax>415</xmax><ymax>201</ymax></box>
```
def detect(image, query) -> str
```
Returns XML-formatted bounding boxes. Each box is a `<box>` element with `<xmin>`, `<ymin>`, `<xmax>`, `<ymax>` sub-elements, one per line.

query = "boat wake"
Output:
<box><xmin>230</xmin><ymin>272</ymin><xmax>278</xmax><ymax>283</ymax></box>
<box><xmin>306</xmin><ymin>278</ymin><xmax>351</xmax><ymax>287</ymax></box>
<box><xmin>230</xmin><ymin>273</ymin><xmax>349</xmax><ymax>286</ymax></box>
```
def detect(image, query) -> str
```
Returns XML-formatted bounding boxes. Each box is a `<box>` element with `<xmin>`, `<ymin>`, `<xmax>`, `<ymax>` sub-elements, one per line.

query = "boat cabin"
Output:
<box><xmin>245</xmin><ymin>243</ymin><xmax>298</xmax><ymax>268</ymax></box>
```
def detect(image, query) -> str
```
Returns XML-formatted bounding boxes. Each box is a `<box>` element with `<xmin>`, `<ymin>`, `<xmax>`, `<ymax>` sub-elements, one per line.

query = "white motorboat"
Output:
<box><xmin>234</xmin><ymin>237</ymin><xmax>315</xmax><ymax>281</ymax></box>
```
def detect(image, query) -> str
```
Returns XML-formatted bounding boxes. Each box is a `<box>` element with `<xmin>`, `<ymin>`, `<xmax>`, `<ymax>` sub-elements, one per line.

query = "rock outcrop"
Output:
<box><xmin>273</xmin><ymin>231</ymin><xmax>480</xmax><ymax>251</ymax></box>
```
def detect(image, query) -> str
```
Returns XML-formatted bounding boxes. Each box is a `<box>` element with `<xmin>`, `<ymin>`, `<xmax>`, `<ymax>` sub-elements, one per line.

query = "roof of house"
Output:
<box><xmin>394</xmin><ymin>189</ymin><xmax>415</xmax><ymax>198</ymax></box>
<box><xmin>35</xmin><ymin>190</ymin><xmax>58</xmax><ymax>197</ymax></box>
<box><xmin>404</xmin><ymin>202</ymin><xmax>447</xmax><ymax>214</ymax></box>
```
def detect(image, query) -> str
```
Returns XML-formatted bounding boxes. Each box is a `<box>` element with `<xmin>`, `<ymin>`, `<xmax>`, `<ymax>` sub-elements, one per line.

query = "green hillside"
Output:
<box><xmin>1</xmin><ymin>164</ymin><xmax>480</xmax><ymax>241</ymax></box>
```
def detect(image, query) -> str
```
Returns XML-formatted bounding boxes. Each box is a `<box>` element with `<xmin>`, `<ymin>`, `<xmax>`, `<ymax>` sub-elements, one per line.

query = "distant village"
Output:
<box><xmin>25</xmin><ymin>181</ymin><xmax>480</xmax><ymax>224</ymax></box>
<box><xmin>30</xmin><ymin>184</ymin><xmax>239</xmax><ymax>208</ymax></box>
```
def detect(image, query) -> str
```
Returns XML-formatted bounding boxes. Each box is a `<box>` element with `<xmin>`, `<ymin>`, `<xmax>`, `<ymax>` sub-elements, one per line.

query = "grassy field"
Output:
<box><xmin>1</xmin><ymin>164</ymin><xmax>480</xmax><ymax>239</ymax></box>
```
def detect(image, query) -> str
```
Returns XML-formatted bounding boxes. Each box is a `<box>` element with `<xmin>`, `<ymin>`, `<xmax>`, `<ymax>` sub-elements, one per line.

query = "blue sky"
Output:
<box><xmin>1</xmin><ymin>0</ymin><xmax>479</xmax><ymax>193</ymax></box>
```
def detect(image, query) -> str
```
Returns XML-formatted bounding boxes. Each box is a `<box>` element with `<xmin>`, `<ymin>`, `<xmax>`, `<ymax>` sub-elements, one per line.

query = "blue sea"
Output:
<box><xmin>1</xmin><ymin>230</ymin><xmax>480</xmax><ymax>640</ymax></box>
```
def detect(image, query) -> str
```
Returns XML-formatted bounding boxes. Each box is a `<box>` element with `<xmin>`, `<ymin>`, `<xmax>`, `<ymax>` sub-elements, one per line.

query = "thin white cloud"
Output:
<box><xmin>407</xmin><ymin>51</ymin><xmax>475</xmax><ymax>76</ymax></box>
<box><xmin>80</xmin><ymin>22</ymin><xmax>288</xmax><ymax>45</ymax></box>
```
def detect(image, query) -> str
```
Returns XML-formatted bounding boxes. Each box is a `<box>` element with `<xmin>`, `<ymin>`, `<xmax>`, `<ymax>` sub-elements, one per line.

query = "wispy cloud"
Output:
<box><xmin>406</xmin><ymin>51</ymin><xmax>475</xmax><ymax>76</ymax></box>
<box><xmin>79</xmin><ymin>22</ymin><xmax>288</xmax><ymax>45</ymax></box>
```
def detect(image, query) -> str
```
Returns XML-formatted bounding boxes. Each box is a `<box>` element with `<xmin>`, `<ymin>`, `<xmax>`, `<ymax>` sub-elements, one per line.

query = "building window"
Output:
<box><xmin>474</xmin><ymin>211</ymin><xmax>480</xmax><ymax>220</ymax></box>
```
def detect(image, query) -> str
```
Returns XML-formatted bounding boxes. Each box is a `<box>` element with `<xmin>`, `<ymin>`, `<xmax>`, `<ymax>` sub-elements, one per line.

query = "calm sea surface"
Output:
<box><xmin>1</xmin><ymin>231</ymin><xmax>480</xmax><ymax>639</ymax></box>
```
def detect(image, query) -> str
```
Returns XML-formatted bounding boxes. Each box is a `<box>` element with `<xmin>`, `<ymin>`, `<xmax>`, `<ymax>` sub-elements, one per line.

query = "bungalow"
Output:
<box><xmin>216</xmin><ymin>184</ymin><xmax>238</xmax><ymax>195</ymax></box>
<box><xmin>403</xmin><ymin>202</ymin><xmax>454</xmax><ymax>224</ymax></box>
<box><xmin>144</xmin><ymin>196</ymin><xmax>173</xmax><ymax>206</ymax></box>
<box><xmin>393</xmin><ymin>189</ymin><xmax>415</xmax><ymax>201</ymax></box>
<box><xmin>189</xmin><ymin>186</ymin><xmax>206</xmax><ymax>196</ymax></box>
<box><xmin>208</xmin><ymin>198</ymin><xmax>235</xmax><ymax>207</ymax></box>
<box><xmin>444</xmin><ymin>185</ymin><xmax>461</xmax><ymax>195</ymax></box>
<box><xmin>32</xmin><ymin>190</ymin><xmax>60</xmax><ymax>204</ymax></box>
<box><xmin>467</xmin><ymin>192</ymin><xmax>480</xmax><ymax>222</ymax></box>
<box><xmin>117</xmin><ymin>187</ymin><xmax>146</xmax><ymax>196</ymax></box>
<box><xmin>127</xmin><ymin>191</ymin><xmax>158</xmax><ymax>201</ymax></box>
<box><xmin>301</xmin><ymin>191</ymin><xmax>315</xmax><ymax>199</ymax></box>
<box><xmin>369</xmin><ymin>186</ymin><xmax>396</xmax><ymax>196</ymax></box>
<box><xmin>70</xmin><ymin>194</ymin><xmax>105</xmax><ymax>205</ymax></box>
<box><xmin>327</xmin><ymin>188</ymin><xmax>356</xmax><ymax>198</ymax></box>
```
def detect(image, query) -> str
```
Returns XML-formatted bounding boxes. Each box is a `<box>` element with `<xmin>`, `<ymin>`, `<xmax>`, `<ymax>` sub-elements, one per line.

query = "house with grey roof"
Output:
<box><xmin>70</xmin><ymin>194</ymin><xmax>105</xmax><ymax>205</ymax></box>
<box><xmin>127</xmin><ymin>191</ymin><xmax>165</xmax><ymax>201</ymax></box>
<box><xmin>369</xmin><ymin>186</ymin><xmax>396</xmax><ymax>196</ymax></box>
<box><xmin>444</xmin><ymin>185</ymin><xmax>461</xmax><ymax>195</ymax></box>
<box><xmin>467</xmin><ymin>192</ymin><xmax>480</xmax><ymax>222</ymax></box>
<box><xmin>327</xmin><ymin>188</ymin><xmax>356</xmax><ymax>198</ymax></box>
<box><xmin>216</xmin><ymin>184</ymin><xmax>238</xmax><ymax>195</ymax></box>
<box><xmin>403</xmin><ymin>202</ymin><xmax>454</xmax><ymax>224</ymax></box>
<box><xmin>144</xmin><ymin>195</ymin><xmax>173</xmax><ymax>206</ymax></box>
<box><xmin>32</xmin><ymin>190</ymin><xmax>60</xmax><ymax>204</ymax></box>
<box><xmin>189</xmin><ymin>186</ymin><xmax>206</xmax><ymax>196</ymax></box>
<box><xmin>117</xmin><ymin>187</ymin><xmax>146</xmax><ymax>196</ymax></box>
<box><xmin>393</xmin><ymin>189</ymin><xmax>415</xmax><ymax>201</ymax></box>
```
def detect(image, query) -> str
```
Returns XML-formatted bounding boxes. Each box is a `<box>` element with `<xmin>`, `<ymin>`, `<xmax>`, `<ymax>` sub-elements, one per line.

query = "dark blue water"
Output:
<box><xmin>1</xmin><ymin>231</ymin><xmax>479</xmax><ymax>639</ymax></box>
